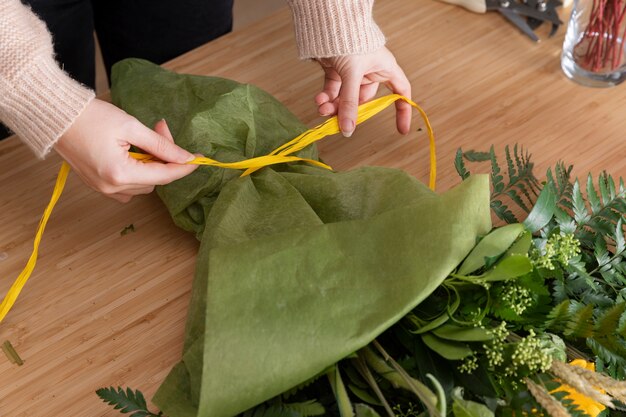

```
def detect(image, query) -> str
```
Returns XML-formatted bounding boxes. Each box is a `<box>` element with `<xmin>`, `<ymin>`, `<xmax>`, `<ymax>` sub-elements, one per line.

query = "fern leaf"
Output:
<box><xmin>491</xmin><ymin>199</ymin><xmax>518</xmax><ymax>224</ymax></box>
<box><xmin>282</xmin><ymin>371</ymin><xmax>325</xmax><ymax>400</ymax></box>
<box><xmin>250</xmin><ymin>405</ymin><xmax>302</xmax><ymax>417</ymax></box>
<box><xmin>564</xmin><ymin>303</ymin><xmax>595</xmax><ymax>338</ymax></box>
<box><xmin>490</xmin><ymin>146</ymin><xmax>504</xmax><ymax>194</ymax></box>
<box><xmin>506</xmin><ymin>190</ymin><xmax>530</xmax><ymax>213</ymax></box>
<box><xmin>587</xmin><ymin>174</ymin><xmax>602</xmax><ymax>215</ymax></box>
<box><xmin>586</xmin><ymin>337</ymin><xmax>626</xmax><ymax>369</ymax></box>
<box><xmin>616</xmin><ymin>219</ymin><xmax>626</xmax><ymax>255</ymax></box>
<box><xmin>505</xmin><ymin>146</ymin><xmax>516</xmax><ymax>186</ymax></box>
<box><xmin>283</xmin><ymin>400</ymin><xmax>325</xmax><ymax>416</ymax></box>
<box><xmin>96</xmin><ymin>387</ymin><xmax>159</xmax><ymax>416</ymax></box>
<box><xmin>594</xmin><ymin>303</ymin><xmax>626</xmax><ymax>339</ymax></box>
<box><xmin>599</xmin><ymin>173</ymin><xmax>611</xmax><ymax>206</ymax></box>
<box><xmin>608</xmin><ymin>174</ymin><xmax>617</xmax><ymax>200</ymax></box>
<box><xmin>554</xmin><ymin>207</ymin><xmax>576</xmax><ymax>234</ymax></box>
<box><xmin>572</xmin><ymin>179</ymin><xmax>591</xmax><ymax>226</ymax></box>
<box><xmin>515</xmin><ymin>182</ymin><xmax>535</xmax><ymax>211</ymax></box>
<box><xmin>594</xmin><ymin>237</ymin><xmax>611</xmax><ymax>269</ymax></box>
<box><xmin>463</xmin><ymin>150</ymin><xmax>491</xmax><ymax>162</ymax></box>
<box><xmin>454</xmin><ymin>148</ymin><xmax>470</xmax><ymax>180</ymax></box>
<box><xmin>545</xmin><ymin>300</ymin><xmax>573</xmax><ymax>331</ymax></box>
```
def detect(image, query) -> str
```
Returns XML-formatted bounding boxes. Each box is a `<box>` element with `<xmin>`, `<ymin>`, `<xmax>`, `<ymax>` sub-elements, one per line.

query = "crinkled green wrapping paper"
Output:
<box><xmin>110</xmin><ymin>59</ymin><xmax>492</xmax><ymax>417</ymax></box>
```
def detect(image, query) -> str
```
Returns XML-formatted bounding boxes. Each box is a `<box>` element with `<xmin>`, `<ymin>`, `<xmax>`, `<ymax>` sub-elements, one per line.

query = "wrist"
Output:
<box><xmin>1</xmin><ymin>56</ymin><xmax>95</xmax><ymax>158</ymax></box>
<box><xmin>286</xmin><ymin>0</ymin><xmax>386</xmax><ymax>59</ymax></box>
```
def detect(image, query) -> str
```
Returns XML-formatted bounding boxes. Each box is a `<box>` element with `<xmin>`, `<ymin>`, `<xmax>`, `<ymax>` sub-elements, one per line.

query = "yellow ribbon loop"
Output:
<box><xmin>0</xmin><ymin>94</ymin><xmax>436</xmax><ymax>325</ymax></box>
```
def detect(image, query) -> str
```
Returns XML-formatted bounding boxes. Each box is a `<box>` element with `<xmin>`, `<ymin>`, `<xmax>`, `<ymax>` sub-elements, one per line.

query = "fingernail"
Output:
<box><xmin>341</xmin><ymin>120</ymin><xmax>355</xmax><ymax>138</ymax></box>
<box><xmin>185</xmin><ymin>154</ymin><xmax>195</xmax><ymax>163</ymax></box>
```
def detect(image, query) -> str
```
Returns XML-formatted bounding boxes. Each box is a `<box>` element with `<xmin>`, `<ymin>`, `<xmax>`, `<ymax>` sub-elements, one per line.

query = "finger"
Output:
<box><xmin>130</xmin><ymin>122</ymin><xmax>194</xmax><ymax>164</ymax></box>
<box><xmin>337</xmin><ymin>72</ymin><xmax>361</xmax><ymax>137</ymax></box>
<box><xmin>122</xmin><ymin>159</ymin><xmax>199</xmax><ymax>187</ymax></box>
<box><xmin>318</xmin><ymin>100</ymin><xmax>338</xmax><ymax>117</ymax></box>
<box><xmin>384</xmin><ymin>65</ymin><xmax>413</xmax><ymax>134</ymax></box>
<box><xmin>317</xmin><ymin>69</ymin><xmax>342</xmax><ymax>105</ymax></box>
<box><xmin>359</xmin><ymin>82</ymin><xmax>379</xmax><ymax>104</ymax></box>
<box><xmin>154</xmin><ymin>119</ymin><xmax>175</xmax><ymax>144</ymax></box>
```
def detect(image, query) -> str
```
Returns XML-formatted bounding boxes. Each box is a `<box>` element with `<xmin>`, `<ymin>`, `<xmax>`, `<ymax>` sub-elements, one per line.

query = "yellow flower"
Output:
<box><xmin>551</xmin><ymin>359</ymin><xmax>606</xmax><ymax>417</ymax></box>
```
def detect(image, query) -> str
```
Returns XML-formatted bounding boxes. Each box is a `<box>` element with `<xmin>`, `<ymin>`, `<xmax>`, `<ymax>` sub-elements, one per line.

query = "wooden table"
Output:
<box><xmin>1</xmin><ymin>1</ymin><xmax>625</xmax><ymax>415</ymax></box>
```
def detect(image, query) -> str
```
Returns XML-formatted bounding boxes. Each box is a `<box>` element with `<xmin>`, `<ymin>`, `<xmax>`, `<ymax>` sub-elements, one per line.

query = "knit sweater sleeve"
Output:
<box><xmin>285</xmin><ymin>0</ymin><xmax>386</xmax><ymax>59</ymax></box>
<box><xmin>0</xmin><ymin>0</ymin><xmax>94</xmax><ymax>158</ymax></box>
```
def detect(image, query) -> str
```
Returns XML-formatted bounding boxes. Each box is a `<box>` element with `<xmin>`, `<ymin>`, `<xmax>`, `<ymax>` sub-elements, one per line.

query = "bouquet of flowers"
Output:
<box><xmin>98</xmin><ymin>60</ymin><xmax>626</xmax><ymax>417</ymax></box>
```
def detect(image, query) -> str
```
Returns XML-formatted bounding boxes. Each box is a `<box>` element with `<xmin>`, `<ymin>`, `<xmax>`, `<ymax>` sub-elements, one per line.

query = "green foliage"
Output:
<box><xmin>282</xmin><ymin>400</ymin><xmax>326</xmax><ymax>416</ymax></box>
<box><xmin>99</xmin><ymin>145</ymin><xmax>626</xmax><ymax>417</ymax></box>
<box><xmin>455</xmin><ymin>145</ymin><xmax>541</xmax><ymax>223</ymax></box>
<box><xmin>96</xmin><ymin>387</ymin><xmax>162</xmax><ymax>417</ymax></box>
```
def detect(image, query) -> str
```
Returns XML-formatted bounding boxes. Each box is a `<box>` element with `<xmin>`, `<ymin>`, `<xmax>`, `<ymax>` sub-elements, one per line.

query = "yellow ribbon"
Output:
<box><xmin>0</xmin><ymin>94</ymin><xmax>436</xmax><ymax>324</ymax></box>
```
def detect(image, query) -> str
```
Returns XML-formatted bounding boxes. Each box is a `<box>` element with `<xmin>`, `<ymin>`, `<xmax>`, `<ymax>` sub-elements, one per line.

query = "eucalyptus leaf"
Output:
<box><xmin>354</xmin><ymin>403</ymin><xmax>382</xmax><ymax>417</ymax></box>
<box><xmin>504</xmin><ymin>231</ymin><xmax>531</xmax><ymax>257</ymax></box>
<box><xmin>111</xmin><ymin>59</ymin><xmax>491</xmax><ymax>417</ymax></box>
<box><xmin>432</xmin><ymin>324</ymin><xmax>493</xmax><ymax>342</ymax></box>
<box><xmin>452</xmin><ymin>397</ymin><xmax>494</xmax><ymax>417</ymax></box>
<box><xmin>523</xmin><ymin>182</ymin><xmax>556</xmax><ymax>233</ymax></box>
<box><xmin>421</xmin><ymin>333</ymin><xmax>474</xmax><ymax>360</ymax></box>
<box><xmin>480</xmin><ymin>255</ymin><xmax>533</xmax><ymax>282</ymax></box>
<box><xmin>457</xmin><ymin>224</ymin><xmax>525</xmax><ymax>276</ymax></box>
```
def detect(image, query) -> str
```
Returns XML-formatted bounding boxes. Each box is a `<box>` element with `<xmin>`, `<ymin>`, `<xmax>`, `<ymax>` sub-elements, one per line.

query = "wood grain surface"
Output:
<box><xmin>1</xmin><ymin>1</ymin><xmax>625</xmax><ymax>416</ymax></box>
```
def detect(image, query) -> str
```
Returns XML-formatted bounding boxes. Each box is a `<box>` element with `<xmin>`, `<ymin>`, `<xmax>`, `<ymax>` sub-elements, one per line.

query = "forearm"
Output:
<box><xmin>285</xmin><ymin>0</ymin><xmax>386</xmax><ymax>59</ymax></box>
<box><xmin>0</xmin><ymin>0</ymin><xmax>94</xmax><ymax>158</ymax></box>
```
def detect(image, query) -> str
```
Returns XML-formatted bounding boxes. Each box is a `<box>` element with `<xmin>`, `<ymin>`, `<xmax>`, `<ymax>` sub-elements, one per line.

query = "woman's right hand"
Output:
<box><xmin>54</xmin><ymin>99</ymin><xmax>198</xmax><ymax>203</ymax></box>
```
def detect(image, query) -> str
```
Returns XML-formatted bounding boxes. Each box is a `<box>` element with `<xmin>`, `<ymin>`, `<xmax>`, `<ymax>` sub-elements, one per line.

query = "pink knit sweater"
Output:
<box><xmin>0</xmin><ymin>0</ymin><xmax>386</xmax><ymax>158</ymax></box>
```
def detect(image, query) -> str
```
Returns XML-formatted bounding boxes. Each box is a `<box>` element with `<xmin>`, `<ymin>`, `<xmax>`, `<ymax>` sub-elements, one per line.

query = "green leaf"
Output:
<box><xmin>481</xmin><ymin>255</ymin><xmax>532</xmax><ymax>282</ymax></box>
<box><xmin>451</xmin><ymin>388</ymin><xmax>494</xmax><ymax>417</ymax></box>
<box><xmin>572</xmin><ymin>180</ymin><xmax>591</xmax><ymax>226</ymax></box>
<box><xmin>250</xmin><ymin>405</ymin><xmax>301</xmax><ymax>417</ymax></box>
<box><xmin>408</xmin><ymin>311</ymin><xmax>451</xmax><ymax>335</ymax></box>
<box><xmin>490</xmin><ymin>200</ymin><xmax>518</xmax><ymax>224</ymax></box>
<box><xmin>96</xmin><ymin>387</ymin><xmax>158</xmax><ymax>416</ymax></box>
<box><xmin>463</xmin><ymin>150</ymin><xmax>491</xmax><ymax>162</ymax></box>
<box><xmin>595</xmin><ymin>303</ymin><xmax>626</xmax><ymax>338</ymax></box>
<box><xmin>505</xmin><ymin>231</ymin><xmax>532</xmax><ymax>257</ymax></box>
<box><xmin>421</xmin><ymin>333</ymin><xmax>473</xmax><ymax>360</ymax></box>
<box><xmin>457</xmin><ymin>224</ymin><xmax>525</xmax><ymax>275</ymax></box>
<box><xmin>432</xmin><ymin>324</ymin><xmax>493</xmax><ymax>342</ymax></box>
<box><xmin>347</xmin><ymin>385</ymin><xmax>382</xmax><ymax>406</ymax></box>
<box><xmin>565</xmin><ymin>303</ymin><xmax>595</xmax><ymax>338</ymax></box>
<box><xmin>490</xmin><ymin>146</ymin><xmax>504</xmax><ymax>194</ymax></box>
<box><xmin>587</xmin><ymin>173</ymin><xmax>602</xmax><ymax>215</ymax></box>
<box><xmin>523</xmin><ymin>182</ymin><xmax>556</xmax><ymax>233</ymax></box>
<box><xmin>599</xmin><ymin>173</ymin><xmax>611</xmax><ymax>206</ymax></box>
<box><xmin>283</xmin><ymin>400</ymin><xmax>326</xmax><ymax>416</ymax></box>
<box><xmin>615</xmin><ymin>219</ymin><xmax>625</xmax><ymax>254</ymax></box>
<box><xmin>327</xmin><ymin>366</ymin><xmax>354</xmax><ymax>417</ymax></box>
<box><xmin>455</xmin><ymin>148</ymin><xmax>470</xmax><ymax>180</ymax></box>
<box><xmin>354</xmin><ymin>403</ymin><xmax>382</xmax><ymax>417</ymax></box>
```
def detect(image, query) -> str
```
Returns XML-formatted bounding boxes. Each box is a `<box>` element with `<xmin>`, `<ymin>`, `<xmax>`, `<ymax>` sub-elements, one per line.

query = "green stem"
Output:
<box><xmin>326</xmin><ymin>366</ymin><xmax>355</xmax><ymax>417</ymax></box>
<box><xmin>352</xmin><ymin>356</ymin><xmax>395</xmax><ymax>417</ymax></box>
<box><xmin>371</xmin><ymin>340</ymin><xmax>441</xmax><ymax>417</ymax></box>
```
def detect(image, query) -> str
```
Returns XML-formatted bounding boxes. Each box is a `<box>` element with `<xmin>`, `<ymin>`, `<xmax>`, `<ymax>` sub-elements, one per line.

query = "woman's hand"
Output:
<box><xmin>315</xmin><ymin>47</ymin><xmax>412</xmax><ymax>137</ymax></box>
<box><xmin>54</xmin><ymin>99</ymin><xmax>198</xmax><ymax>203</ymax></box>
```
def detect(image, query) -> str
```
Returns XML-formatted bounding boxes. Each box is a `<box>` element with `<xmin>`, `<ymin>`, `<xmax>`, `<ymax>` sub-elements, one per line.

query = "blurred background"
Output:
<box><xmin>94</xmin><ymin>0</ymin><xmax>286</xmax><ymax>94</ymax></box>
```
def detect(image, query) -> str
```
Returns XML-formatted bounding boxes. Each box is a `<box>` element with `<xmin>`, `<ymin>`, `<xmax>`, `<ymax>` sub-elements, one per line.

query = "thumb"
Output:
<box><xmin>130</xmin><ymin>123</ymin><xmax>194</xmax><ymax>164</ymax></box>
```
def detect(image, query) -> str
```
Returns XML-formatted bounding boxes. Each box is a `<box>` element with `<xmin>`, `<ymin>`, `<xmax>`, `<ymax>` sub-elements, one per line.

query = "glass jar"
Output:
<box><xmin>561</xmin><ymin>0</ymin><xmax>626</xmax><ymax>87</ymax></box>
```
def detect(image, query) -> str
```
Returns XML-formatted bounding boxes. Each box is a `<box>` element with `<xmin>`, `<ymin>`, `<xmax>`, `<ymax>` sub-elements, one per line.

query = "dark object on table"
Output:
<box><xmin>438</xmin><ymin>0</ymin><xmax>562</xmax><ymax>41</ymax></box>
